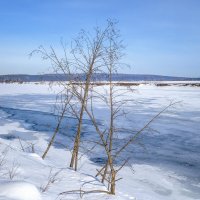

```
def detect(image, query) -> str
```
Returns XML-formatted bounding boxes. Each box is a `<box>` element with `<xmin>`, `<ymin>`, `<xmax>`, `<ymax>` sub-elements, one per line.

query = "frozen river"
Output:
<box><xmin>0</xmin><ymin>83</ymin><xmax>199</xmax><ymax>200</ymax></box>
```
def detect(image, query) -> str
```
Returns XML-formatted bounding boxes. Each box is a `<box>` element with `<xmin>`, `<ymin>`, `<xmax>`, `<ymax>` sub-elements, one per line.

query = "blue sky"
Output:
<box><xmin>0</xmin><ymin>0</ymin><xmax>200</xmax><ymax>77</ymax></box>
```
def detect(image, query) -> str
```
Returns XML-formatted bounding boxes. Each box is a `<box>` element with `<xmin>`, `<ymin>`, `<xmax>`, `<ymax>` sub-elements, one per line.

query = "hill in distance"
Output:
<box><xmin>0</xmin><ymin>73</ymin><xmax>199</xmax><ymax>83</ymax></box>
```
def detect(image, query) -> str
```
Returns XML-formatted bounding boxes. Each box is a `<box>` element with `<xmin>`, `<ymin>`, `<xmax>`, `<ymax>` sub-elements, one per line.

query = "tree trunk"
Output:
<box><xmin>42</xmin><ymin>104</ymin><xmax>67</xmax><ymax>159</ymax></box>
<box><xmin>101</xmin><ymin>161</ymin><xmax>108</xmax><ymax>183</ymax></box>
<box><xmin>110</xmin><ymin>169</ymin><xmax>116</xmax><ymax>195</ymax></box>
<box><xmin>69</xmin><ymin>68</ymin><xmax>93</xmax><ymax>170</ymax></box>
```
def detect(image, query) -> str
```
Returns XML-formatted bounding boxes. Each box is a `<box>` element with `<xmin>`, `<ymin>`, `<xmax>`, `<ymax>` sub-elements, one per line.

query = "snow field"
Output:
<box><xmin>0</xmin><ymin>82</ymin><xmax>199</xmax><ymax>200</ymax></box>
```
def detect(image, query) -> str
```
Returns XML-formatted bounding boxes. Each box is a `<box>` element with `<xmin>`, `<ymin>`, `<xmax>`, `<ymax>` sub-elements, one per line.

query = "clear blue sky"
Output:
<box><xmin>0</xmin><ymin>0</ymin><xmax>200</xmax><ymax>77</ymax></box>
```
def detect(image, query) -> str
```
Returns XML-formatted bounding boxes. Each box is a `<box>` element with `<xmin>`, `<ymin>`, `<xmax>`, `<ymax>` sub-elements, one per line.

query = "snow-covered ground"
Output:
<box><xmin>0</xmin><ymin>82</ymin><xmax>199</xmax><ymax>200</ymax></box>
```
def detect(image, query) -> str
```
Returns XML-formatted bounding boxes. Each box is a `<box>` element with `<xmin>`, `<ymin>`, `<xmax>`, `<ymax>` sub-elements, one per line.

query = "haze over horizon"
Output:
<box><xmin>0</xmin><ymin>0</ymin><xmax>200</xmax><ymax>77</ymax></box>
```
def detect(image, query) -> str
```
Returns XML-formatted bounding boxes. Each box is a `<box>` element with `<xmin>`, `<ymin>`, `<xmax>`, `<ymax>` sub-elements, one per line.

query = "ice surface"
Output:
<box><xmin>0</xmin><ymin>83</ymin><xmax>199</xmax><ymax>200</ymax></box>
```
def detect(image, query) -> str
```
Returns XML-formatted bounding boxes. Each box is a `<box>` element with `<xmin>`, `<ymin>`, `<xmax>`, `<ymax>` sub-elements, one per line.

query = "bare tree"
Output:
<box><xmin>31</xmin><ymin>20</ymin><xmax>122</xmax><ymax>171</ymax></box>
<box><xmin>42</xmin><ymin>91</ymin><xmax>72</xmax><ymax>159</ymax></box>
<box><xmin>71</xmin><ymin>23</ymin><xmax>177</xmax><ymax>194</ymax></box>
<box><xmin>18</xmin><ymin>137</ymin><xmax>36</xmax><ymax>153</ymax></box>
<box><xmin>0</xmin><ymin>147</ymin><xmax>8</xmax><ymax>171</ymax></box>
<box><xmin>68</xmin><ymin>21</ymin><xmax>117</xmax><ymax>171</ymax></box>
<box><xmin>40</xmin><ymin>167</ymin><xmax>63</xmax><ymax>193</ymax></box>
<box><xmin>82</xmin><ymin>90</ymin><xmax>176</xmax><ymax>195</ymax></box>
<box><xmin>32</xmin><ymin>20</ymin><xmax>177</xmax><ymax>196</ymax></box>
<box><xmin>7</xmin><ymin>160</ymin><xmax>20</xmax><ymax>180</ymax></box>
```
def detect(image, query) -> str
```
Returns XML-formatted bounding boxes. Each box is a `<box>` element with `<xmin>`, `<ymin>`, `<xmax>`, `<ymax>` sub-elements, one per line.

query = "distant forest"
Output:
<box><xmin>0</xmin><ymin>74</ymin><xmax>199</xmax><ymax>83</ymax></box>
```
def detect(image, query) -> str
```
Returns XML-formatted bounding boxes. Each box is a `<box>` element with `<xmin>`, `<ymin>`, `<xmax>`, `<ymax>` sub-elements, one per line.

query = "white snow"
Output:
<box><xmin>0</xmin><ymin>82</ymin><xmax>199</xmax><ymax>200</ymax></box>
<box><xmin>0</xmin><ymin>181</ymin><xmax>41</xmax><ymax>200</ymax></box>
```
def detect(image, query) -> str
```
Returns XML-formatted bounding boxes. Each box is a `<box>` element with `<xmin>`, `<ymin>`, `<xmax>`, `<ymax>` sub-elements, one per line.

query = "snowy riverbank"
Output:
<box><xmin>0</xmin><ymin>83</ymin><xmax>199</xmax><ymax>200</ymax></box>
